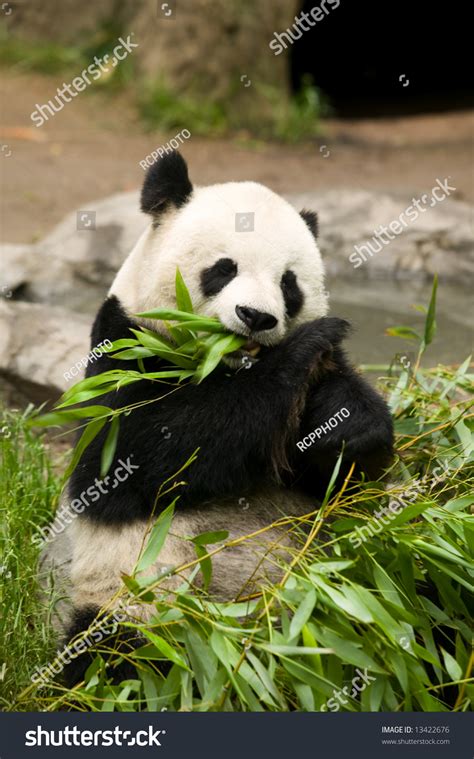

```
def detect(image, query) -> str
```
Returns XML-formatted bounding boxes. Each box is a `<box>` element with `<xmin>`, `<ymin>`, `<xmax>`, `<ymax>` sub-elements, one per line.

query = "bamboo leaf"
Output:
<box><xmin>440</xmin><ymin>648</ymin><xmax>462</xmax><ymax>681</ymax></box>
<box><xmin>385</xmin><ymin>326</ymin><xmax>420</xmax><ymax>341</ymax></box>
<box><xmin>64</xmin><ymin>416</ymin><xmax>108</xmax><ymax>478</ymax></box>
<box><xmin>422</xmin><ymin>274</ymin><xmax>438</xmax><ymax>350</ymax></box>
<box><xmin>175</xmin><ymin>267</ymin><xmax>194</xmax><ymax>313</ymax></box>
<box><xmin>100</xmin><ymin>415</ymin><xmax>120</xmax><ymax>477</ymax></box>
<box><xmin>136</xmin><ymin>308</ymin><xmax>219</xmax><ymax>322</ymax></box>
<box><xmin>191</xmin><ymin>530</ymin><xmax>228</xmax><ymax>546</ymax></box>
<box><xmin>136</xmin><ymin>500</ymin><xmax>176</xmax><ymax>573</ymax></box>
<box><xmin>194</xmin><ymin>544</ymin><xmax>212</xmax><ymax>591</ymax></box>
<box><xmin>31</xmin><ymin>405</ymin><xmax>112</xmax><ymax>428</ymax></box>
<box><xmin>134</xmin><ymin>630</ymin><xmax>190</xmax><ymax>671</ymax></box>
<box><xmin>289</xmin><ymin>589</ymin><xmax>317</xmax><ymax>639</ymax></box>
<box><xmin>195</xmin><ymin>334</ymin><xmax>246</xmax><ymax>382</ymax></box>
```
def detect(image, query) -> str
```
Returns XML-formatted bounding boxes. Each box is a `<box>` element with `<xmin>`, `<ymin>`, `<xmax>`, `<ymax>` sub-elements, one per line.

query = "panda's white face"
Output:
<box><xmin>111</xmin><ymin>161</ymin><xmax>328</xmax><ymax>359</ymax></box>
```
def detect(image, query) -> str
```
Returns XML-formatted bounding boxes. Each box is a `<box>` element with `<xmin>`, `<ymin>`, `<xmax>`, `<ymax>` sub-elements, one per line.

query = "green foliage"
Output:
<box><xmin>3</xmin><ymin>280</ymin><xmax>473</xmax><ymax>712</ymax></box>
<box><xmin>0</xmin><ymin>407</ymin><xmax>62</xmax><ymax>710</ymax></box>
<box><xmin>138</xmin><ymin>81</ymin><xmax>228</xmax><ymax>137</ymax></box>
<box><xmin>0</xmin><ymin>22</ymin><xmax>134</xmax><ymax>89</ymax></box>
<box><xmin>0</xmin><ymin>35</ymin><xmax>83</xmax><ymax>74</ymax></box>
<box><xmin>256</xmin><ymin>76</ymin><xmax>331</xmax><ymax>143</ymax></box>
<box><xmin>29</xmin><ymin>269</ymin><xmax>246</xmax><ymax>476</ymax></box>
<box><xmin>138</xmin><ymin>75</ymin><xmax>328</xmax><ymax>142</ymax></box>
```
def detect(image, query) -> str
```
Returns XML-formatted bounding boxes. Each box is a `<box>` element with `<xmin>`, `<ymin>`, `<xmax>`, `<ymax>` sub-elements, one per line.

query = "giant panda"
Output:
<box><xmin>41</xmin><ymin>152</ymin><xmax>393</xmax><ymax>683</ymax></box>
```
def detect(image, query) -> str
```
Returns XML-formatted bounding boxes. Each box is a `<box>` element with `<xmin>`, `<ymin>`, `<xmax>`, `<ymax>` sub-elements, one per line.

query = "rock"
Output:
<box><xmin>290</xmin><ymin>189</ymin><xmax>474</xmax><ymax>283</ymax></box>
<box><xmin>0</xmin><ymin>245</ymin><xmax>35</xmax><ymax>297</ymax></box>
<box><xmin>0</xmin><ymin>300</ymin><xmax>90</xmax><ymax>401</ymax></box>
<box><xmin>2</xmin><ymin>188</ymin><xmax>472</xmax><ymax>321</ymax></box>
<box><xmin>1</xmin><ymin>191</ymin><xmax>144</xmax><ymax>312</ymax></box>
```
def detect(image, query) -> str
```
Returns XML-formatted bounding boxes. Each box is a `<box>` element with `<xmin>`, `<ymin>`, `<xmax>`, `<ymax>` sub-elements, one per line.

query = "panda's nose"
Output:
<box><xmin>235</xmin><ymin>305</ymin><xmax>278</xmax><ymax>331</ymax></box>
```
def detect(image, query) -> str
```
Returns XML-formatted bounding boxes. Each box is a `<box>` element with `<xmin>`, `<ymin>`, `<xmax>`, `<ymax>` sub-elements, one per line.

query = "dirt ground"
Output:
<box><xmin>0</xmin><ymin>70</ymin><xmax>473</xmax><ymax>244</ymax></box>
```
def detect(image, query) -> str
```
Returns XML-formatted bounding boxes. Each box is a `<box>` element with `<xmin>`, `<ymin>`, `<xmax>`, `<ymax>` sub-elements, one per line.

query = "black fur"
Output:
<box><xmin>62</xmin><ymin>605</ymin><xmax>141</xmax><ymax>687</ymax></box>
<box><xmin>200</xmin><ymin>258</ymin><xmax>238</xmax><ymax>297</ymax></box>
<box><xmin>288</xmin><ymin>344</ymin><xmax>394</xmax><ymax>497</ymax></box>
<box><xmin>300</xmin><ymin>209</ymin><xmax>319</xmax><ymax>238</ymax></box>
<box><xmin>280</xmin><ymin>269</ymin><xmax>304</xmax><ymax>318</ymax></box>
<box><xmin>69</xmin><ymin>297</ymin><xmax>393</xmax><ymax>524</ymax></box>
<box><xmin>140</xmin><ymin>152</ymin><xmax>193</xmax><ymax>217</ymax></box>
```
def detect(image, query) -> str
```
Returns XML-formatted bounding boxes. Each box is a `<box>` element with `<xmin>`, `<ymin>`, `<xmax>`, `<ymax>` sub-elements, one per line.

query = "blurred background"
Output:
<box><xmin>0</xmin><ymin>0</ymin><xmax>472</xmax><ymax>406</ymax></box>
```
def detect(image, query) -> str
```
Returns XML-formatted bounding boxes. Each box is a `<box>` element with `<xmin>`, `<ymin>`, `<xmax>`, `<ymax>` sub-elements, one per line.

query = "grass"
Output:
<box><xmin>0</xmin><ymin>22</ymin><xmax>135</xmax><ymax>89</ymax></box>
<box><xmin>0</xmin><ymin>408</ymin><xmax>62</xmax><ymax>710</ymax></box>
<box><xmin>138</xmin><ymin>75</ymin><xmax>329</xmax><ymax>141</ymax></box>
<box><xmin>1</xmin><ymin>284</ymin><xmax>473</xmax><ymax>712</ymax></box>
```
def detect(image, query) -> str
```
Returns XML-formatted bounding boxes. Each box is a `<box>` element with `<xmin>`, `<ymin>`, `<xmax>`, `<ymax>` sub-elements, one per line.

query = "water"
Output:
<box><xmin>329</xmin><ymin>279</ymin><xmax>473</xmax><ymax>368</ymax></box>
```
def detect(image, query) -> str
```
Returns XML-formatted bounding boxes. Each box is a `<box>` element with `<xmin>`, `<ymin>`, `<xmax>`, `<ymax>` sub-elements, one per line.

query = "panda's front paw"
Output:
<box><xmin>275</xmin><ymin>320</ymin><xmax>335</xmax><ymax>380</ymax></box>
<box><xmin>308</xmin><ymin>316</ymin><xmax>351</xmax><ymax>346</ymax></box>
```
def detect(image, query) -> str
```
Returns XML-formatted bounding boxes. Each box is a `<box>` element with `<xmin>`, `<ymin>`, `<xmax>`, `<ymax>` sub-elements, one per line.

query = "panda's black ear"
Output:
<box><xmin>140</xmin><ymin>152</ymin><xmax>193</xmax><ymax>217</ymax></box>
<box><xmin>300</xmin><ymin>209</ymin><xmax>318</xmax><ymax>239</ymax></box>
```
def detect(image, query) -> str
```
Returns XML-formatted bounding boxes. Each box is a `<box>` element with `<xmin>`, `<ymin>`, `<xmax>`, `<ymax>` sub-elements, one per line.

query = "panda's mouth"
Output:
<box><xmin>226</xmin><ymin>339</ymin><xmax>262</xmax><ymax>366</ymax></box>
<box><xmin>240</xmin><ymin>340</ymin><xmax>262</xmax><ymax>357</ymax></box>
<box><xmin>229</xmin><ymin>339</ymin><xmax>261</xmax><ymax>358</ymax></box>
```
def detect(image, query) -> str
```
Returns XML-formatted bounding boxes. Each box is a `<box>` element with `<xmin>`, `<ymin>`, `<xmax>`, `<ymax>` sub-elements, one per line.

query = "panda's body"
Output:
<box><xmin>41</xmin><ymin>153</ymin><xmax>393</xmax><ymax>682</ymax></box>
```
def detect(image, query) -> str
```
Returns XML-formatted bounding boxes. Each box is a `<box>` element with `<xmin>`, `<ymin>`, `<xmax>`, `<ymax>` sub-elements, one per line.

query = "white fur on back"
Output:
<box><xmin>40</xmin><ymin>486</ymin><xmax>317</xmax><ymax>629</ymax></box>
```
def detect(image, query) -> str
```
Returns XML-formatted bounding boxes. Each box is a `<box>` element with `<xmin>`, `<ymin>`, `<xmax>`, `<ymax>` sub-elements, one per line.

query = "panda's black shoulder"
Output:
<box><xmin>91</xmin><ymin>295</ymin><xmax>135</xmax><ymax>346</ymax></box>
<box><xmin>86</xmin><ymin>296</ymin><xmax>136</xmax><ymax>378</ymax></box>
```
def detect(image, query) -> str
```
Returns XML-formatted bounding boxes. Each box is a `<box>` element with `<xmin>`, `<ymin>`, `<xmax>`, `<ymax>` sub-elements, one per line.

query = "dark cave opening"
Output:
<box><xmin>290</xmin><ymin>0</ymin><xmax>473</xmax><ymax>117</ymax></box>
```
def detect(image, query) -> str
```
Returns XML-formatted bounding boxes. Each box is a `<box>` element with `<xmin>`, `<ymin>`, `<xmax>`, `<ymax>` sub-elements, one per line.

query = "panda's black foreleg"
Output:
<box><xmin>70</xmin><ymin>312</ymin><xmax>340</xmax><ymax>523</ymax></box>
<box><xmin>290</xmin><ymin>345</ymin><xmax>394</xmax><ymax>498</ymax></box>
<box><xmin>62</xmin><ymin>606</ymin><xmax>142</xmax><ymax>687</ymax></box>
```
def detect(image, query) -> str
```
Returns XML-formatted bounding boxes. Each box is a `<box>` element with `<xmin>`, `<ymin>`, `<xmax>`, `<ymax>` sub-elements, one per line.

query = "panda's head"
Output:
<box><xmin>110</xmin><ymin>152</ymin><xmax>328</xmax><ymax>360</ymax></box>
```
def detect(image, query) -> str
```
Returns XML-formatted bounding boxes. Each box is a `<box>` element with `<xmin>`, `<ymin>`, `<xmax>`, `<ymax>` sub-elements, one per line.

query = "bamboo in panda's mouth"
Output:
<box><xmin>242</xmin><ymin>340</ymin><xmax>261</xmax><ymax>357</ymax></box>
<box><xmin>229</xmin><ymin>339</ymin><xmax>262</xmax><ymax>360</ymax></box>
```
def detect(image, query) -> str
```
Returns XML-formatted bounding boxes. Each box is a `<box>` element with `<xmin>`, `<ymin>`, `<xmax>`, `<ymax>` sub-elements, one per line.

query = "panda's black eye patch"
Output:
<box><xmin>200</xmin><ymin>258</ymin><xmax>238</xmax><ymax>296</ymax></box>
<box><xmin>281</xmin><ymin>270</ymin><xmax>304</xmax><ymax>318</ymax></box>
